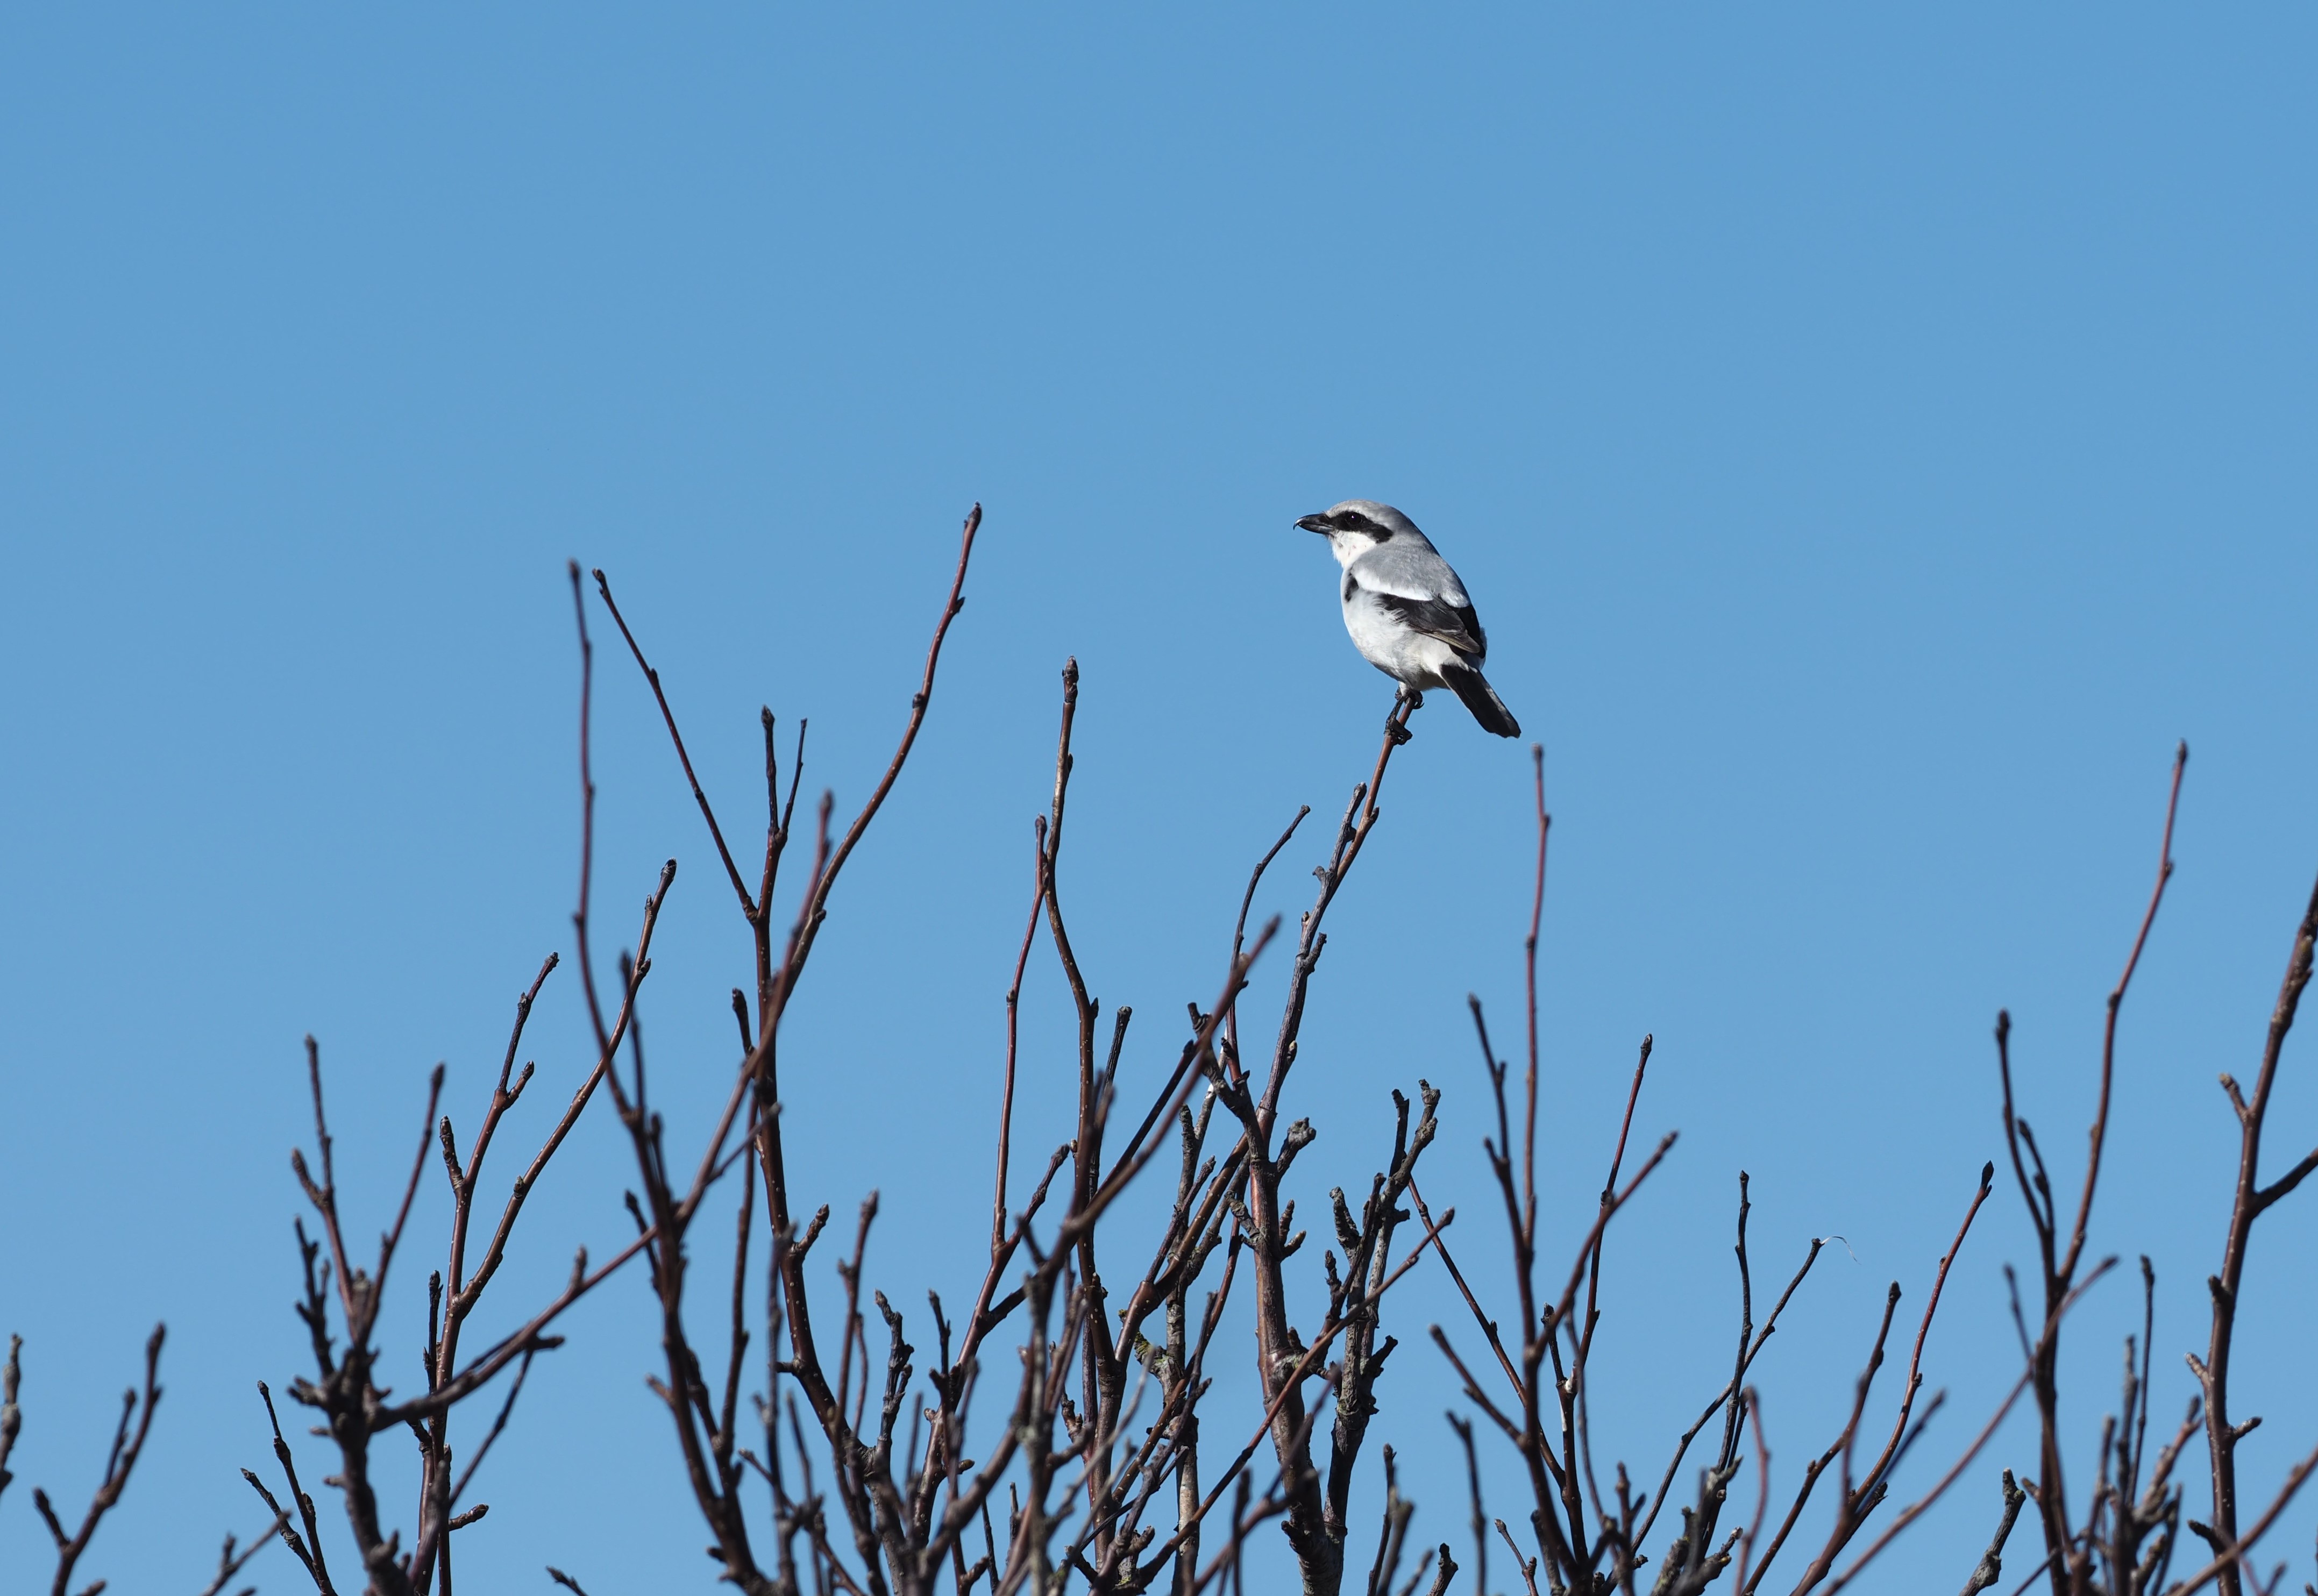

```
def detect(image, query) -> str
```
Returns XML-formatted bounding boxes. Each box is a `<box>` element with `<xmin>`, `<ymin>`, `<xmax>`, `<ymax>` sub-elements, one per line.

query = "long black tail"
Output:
<box><xmin>1440</xmin><ymin>661</ymin><xmax>1522</xmax><ymax>738</ymax></box>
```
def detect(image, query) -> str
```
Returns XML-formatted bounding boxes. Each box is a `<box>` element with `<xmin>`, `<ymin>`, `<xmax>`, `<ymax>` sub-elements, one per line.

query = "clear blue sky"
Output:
<box><xmin>3</xmin><ymin>8</ymin><xmax>2315</xmax><ymax>1593</ymax></box>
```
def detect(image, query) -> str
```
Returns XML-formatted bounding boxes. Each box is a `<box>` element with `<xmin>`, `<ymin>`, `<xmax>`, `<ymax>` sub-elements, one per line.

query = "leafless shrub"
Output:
<box><xmin>1424</xmin><ymin>741</ymin><xmax>2318</xmax><ymax>1596</ymax></box>
<box><xmin>569</xmin><ymin>514</ymin><xmax>1454</xmax><ymax>1596</ymax></box>
<box><xmin>9</xmin><ymin>515</ymin><xmax>2314</xmax><ymax>1596</ymax></box>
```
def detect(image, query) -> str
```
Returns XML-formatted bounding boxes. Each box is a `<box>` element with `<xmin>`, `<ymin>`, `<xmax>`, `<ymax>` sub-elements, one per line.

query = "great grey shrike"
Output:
<box><xmin>1297</xmin><ymin>499</ymin><xmax>1521</xmax><ymax>738</ymax></box>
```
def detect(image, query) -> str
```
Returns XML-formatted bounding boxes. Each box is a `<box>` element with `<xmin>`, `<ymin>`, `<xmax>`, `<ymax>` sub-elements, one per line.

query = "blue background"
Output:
<box><xmin>3</xmin><ymin>8</ymin><xmax>2315</xmax><ymax>1592</ymax></box>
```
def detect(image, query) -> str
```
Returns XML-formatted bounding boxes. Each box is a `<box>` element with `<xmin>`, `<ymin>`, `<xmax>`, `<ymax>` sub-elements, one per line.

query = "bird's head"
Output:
<box><xmin>1296</xmin><ymin>500</ymin><xmax>1425</xmax><ymax>566</ymax></box>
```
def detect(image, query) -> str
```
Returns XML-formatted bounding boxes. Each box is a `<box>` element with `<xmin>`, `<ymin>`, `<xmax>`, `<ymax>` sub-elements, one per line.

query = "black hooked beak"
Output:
<box><xmin>1295</xmin><ymin>513</ymin><xmax>1333</xmax><ymax>534</ymax></box>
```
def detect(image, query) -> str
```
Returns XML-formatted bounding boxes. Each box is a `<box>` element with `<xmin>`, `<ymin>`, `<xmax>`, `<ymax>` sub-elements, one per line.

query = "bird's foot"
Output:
<box><xmin>1386</xmin><ymin>689</ymin><xmax>1420</xmax><ymax>745</ymax></box>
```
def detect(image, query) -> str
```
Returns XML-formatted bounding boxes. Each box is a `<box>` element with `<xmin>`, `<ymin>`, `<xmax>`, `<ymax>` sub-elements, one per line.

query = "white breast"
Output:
<box><xmin>1341</xmin><ymin>587</ymin><xmax>1460</xmax><ymax>690</ymax></box>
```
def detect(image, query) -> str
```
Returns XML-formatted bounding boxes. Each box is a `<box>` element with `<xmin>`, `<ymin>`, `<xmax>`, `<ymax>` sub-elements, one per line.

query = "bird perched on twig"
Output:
<box><xmin>1298</xmin><ymin>500</ymin><xmax>1521</xmax><ymax>740</ymax></box>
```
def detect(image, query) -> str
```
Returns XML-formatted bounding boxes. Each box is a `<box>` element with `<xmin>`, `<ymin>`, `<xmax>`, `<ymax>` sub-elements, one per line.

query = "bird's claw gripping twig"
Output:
<box><xmin>1386</xmin><ymin>690</ymin><xmax>1420</xmax><ymax>745</ymax></box>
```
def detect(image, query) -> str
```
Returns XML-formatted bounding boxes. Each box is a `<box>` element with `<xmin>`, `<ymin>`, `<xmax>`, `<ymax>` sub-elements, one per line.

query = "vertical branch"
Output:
<box><xmin>775</xmin><ymin>504</ymin><xmax>983</xmax><ymax>1014</ymax></box>
<box><xmin>29</xmin><ymin>1325</ymin><xmax>166</xmax><ymax>1596</ymax></box>
<box><xmin>1785</xmin><ymin>1163</ymin><xmax>1995</xmax><ymax>1595</ymax></box>
<box><xmin>1457</xmin><ymin>989</ymin><xmax>1570</xmax><ymax>1584</ymax></box>
<box><xmin>413</xmin><ymin>953</ymin><xmax>559</xmax><ymax>1594</ymax></box>
<box><xmin>1567</xmin><ymin>1033</ymin><xmax>1652</xmax><ymax>1568</ymax></box>
<box><xmin>1032</xmin><ymin>657</ymin><xmax>1134</xmax><ymax>1562</ymax></box>
<box><xmin>995</xmin><ymin>816</ymin><xmax>1049</xmax><ymax>1255</ymax></box>
<box><xmin>569</xmin><ymin>561</ymin><xmax>606</xmax><ymax>1053</ymax></box>
<box><xmin>755</xmin><ymin>509</ymin><xmax>980</xmax><ymax>1562</ymax></box>
<box><xmin>0</xmin><ymin>1335</ymin><xmax>19</xmax><ymax>1508</ymax></box>
<box><xmin>1958</xmin><ymin>1472</ymin><xmax>2028</xmax><ymax>1596</ymax></box>
<box><xmin>2064</xmin><ymin>741</ymin><xmax>2187</xmax><ymax>1285</ymax></box>
<box><xmin>1997</xmin><ymin>740</ymin><xmax>2186</xmax><ymax>1593</ymax></box>
<box><xmin>1522</xmin><ymin>744</ymin><xmax>1546</xmax><ymax>1256</ymax></box>
<box><xmin>1448</xmin><ymin>1412</ymin><xmax>1489</xmax><ymax>1596</ymax></box>
<box><xmin>2193</xmin><ymin>861</ymin><xmax>2318</xmax><ymax>1596</ymax></box>
<box><xmin>1462</xmin><ymin>745</ymin><xmax>1587</xmax><ymax>1588</ymax></box>
<box><xmin>1324</xmin><ymin>1085</ymin><xmax>1443</xmax><ymax>1538</ymax></box>
<box><xmin>1234</xmin><ymin>692</ymin><xmax>1421</xmax><ymax>1594</ymax></box>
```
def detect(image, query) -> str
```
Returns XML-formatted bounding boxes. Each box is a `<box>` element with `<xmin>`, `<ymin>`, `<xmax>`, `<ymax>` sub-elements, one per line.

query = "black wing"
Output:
<box><xmin>1375</xmin><ymin>590</ymin><xmax>1488</xmax><ymax>659</ymax></box>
